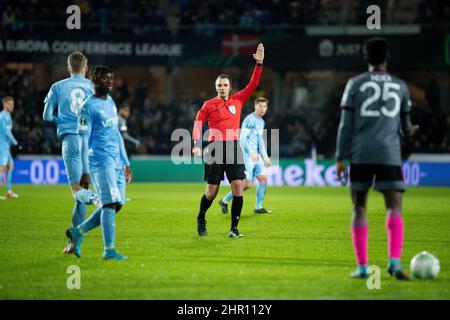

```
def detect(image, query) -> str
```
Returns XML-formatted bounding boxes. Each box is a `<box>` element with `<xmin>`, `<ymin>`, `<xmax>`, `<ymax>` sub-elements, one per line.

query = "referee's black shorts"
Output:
<box><xmin>350</xmin><ymin>163</ymin><xmax>406</xmax><ymax>192</ymax></box>
<box><xmin>203</xmin><ymin>140</ymin><xmax>245</xmax><ymax>185</ymax></box>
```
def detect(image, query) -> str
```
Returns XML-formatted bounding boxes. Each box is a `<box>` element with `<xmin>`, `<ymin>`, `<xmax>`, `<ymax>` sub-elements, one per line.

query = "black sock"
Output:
<box><xmin>197</xmin><ymin>194</ymin><xmax>213</xmax><ymax>220</ymax></box>
<box><xmin>231</xmin><ymin>196</ymin><xmax>243</xmax><ymax>229</ymax></box>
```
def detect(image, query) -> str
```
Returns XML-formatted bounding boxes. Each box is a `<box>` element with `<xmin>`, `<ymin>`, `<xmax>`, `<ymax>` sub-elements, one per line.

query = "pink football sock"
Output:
<box><xmin>386</xmin><ymin>209</ymin><xmax>404</xmax><ymax>259</ymax></box>
<box><xmin>352</xmin><ymin>219</ymin><xmax>368</xmax><ymax>266</ymax></box>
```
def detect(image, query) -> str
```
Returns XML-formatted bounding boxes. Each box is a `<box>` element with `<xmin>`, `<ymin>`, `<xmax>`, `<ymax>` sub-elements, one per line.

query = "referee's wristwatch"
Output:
<box><xmin>193</xmin><ymin>140</ymin><xmax>200</xmax><ymax>148</ymax></box>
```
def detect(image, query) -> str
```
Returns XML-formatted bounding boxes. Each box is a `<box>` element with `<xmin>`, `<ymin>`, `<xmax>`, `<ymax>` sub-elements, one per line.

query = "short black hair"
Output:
<box><xmin>363</xmin><ymin>37</ymin><xmax>389</xmax><ymax>66</ymax></box>
<box><xmin>216</xmin><ymin>74</ymin><xmax>232</xmax><ymax>86</ymax></box>
<box><xmin>89</xmin><ymin>65</ymin><xmax>113</xmax><ymax>82</ymax></box>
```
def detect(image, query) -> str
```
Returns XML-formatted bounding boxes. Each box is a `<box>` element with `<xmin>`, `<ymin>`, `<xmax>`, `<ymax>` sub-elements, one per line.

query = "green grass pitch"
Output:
<box><xmin>0</xmin><ymin>184</ymin><xmax>449</xmax><ymax>299</ymax></box>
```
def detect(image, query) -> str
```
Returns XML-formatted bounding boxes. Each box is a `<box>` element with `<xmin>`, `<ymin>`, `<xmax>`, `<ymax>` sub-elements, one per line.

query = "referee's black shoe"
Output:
<box><xmin>218</xmin><ymin>199</ymin><xmax>228</xmax><ymax>214</ymax></box>
<box><xmin>229</xmin><ymin>228</ymin><xmax>244</xmax><ymax>238</ymax></box>
<box><xmin>254</xmin><ymin>208</ymin><xmax>272</xmax><ymax>214</ymax></box>
<box><xmin>197</xmin><ymin>218</ymin><xmax>207</xmax><ymax>237</ymax></box>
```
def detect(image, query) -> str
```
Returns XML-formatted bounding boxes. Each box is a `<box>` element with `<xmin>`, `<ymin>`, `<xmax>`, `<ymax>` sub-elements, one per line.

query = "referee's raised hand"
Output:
<box><xmin>253</xmin><ymin>43</ymin><xmax>264</xmax><ymax>64</ymax></box>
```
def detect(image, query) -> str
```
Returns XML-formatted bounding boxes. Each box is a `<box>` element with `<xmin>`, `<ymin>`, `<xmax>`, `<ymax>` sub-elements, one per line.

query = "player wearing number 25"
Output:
<box><xmin>335</xmin><ymin>37</ymin><xmax>419</xmax><ymax>280</ymax></box>
<box><xmin>43</xmin><ymin>51</ymin><xmax>100</xmax><ymax>255</ymax></box>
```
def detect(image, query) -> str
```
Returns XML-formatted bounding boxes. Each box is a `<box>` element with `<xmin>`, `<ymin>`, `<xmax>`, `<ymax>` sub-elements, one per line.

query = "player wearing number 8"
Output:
<box><xmin>335</xmin><ymin>38</ymin><xmax>419</xmax><ymax>280</ymax></box>
<box><xmin>43</xmin><ymin>51</ymin><xmax>100</xmax><ymax>255</ymax></box>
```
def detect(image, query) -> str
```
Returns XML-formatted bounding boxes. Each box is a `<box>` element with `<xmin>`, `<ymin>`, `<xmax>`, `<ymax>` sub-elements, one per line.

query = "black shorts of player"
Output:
<box><xmin>350</xmin><ymin>164</ymin><xmax>406</xmax><ymax>192</ymax></box>
<box><xmin>203</xmin><ymin>140</ymin><xmax>245</xmax><ymax>185</ymax></box>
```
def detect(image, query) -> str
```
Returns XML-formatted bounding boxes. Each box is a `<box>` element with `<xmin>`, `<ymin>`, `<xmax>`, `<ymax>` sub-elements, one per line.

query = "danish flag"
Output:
<box><xmin>221</xmin><ymin>34</ymin><xmax>259</xmax><ymax>57</ymax></box>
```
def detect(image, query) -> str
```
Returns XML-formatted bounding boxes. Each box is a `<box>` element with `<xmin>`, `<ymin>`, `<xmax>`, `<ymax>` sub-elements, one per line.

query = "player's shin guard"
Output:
<box><xmin>231</xmin><ymin>196</ymin><xmax>243</xmax><ymax>229</ymax></box>
<box><xmin>5</xmin><ymin>170</ymin><xmax>12</xmax><ymax>191</ymax></box>
<box><xmin>75</xmin><ymin>189</ymin><xmax>97</xmax><ymax>205</ymax></box>
<box><xmin>79</xmin><ymin>208</ymin><xmax>102</xmax><ymax>234</ymax></box>
<box><xmin>72</xmin><ymin>201</ymin><xmax>87</xmax><ymax>228</ymax></box>
<box><xmin>101</xmin><ymin>207</ymin><xmax>116</xmax><ymax>250</ymax></box>
<box><xmin>198</xmin><ymin>194</ymin><xmax>213</xmax><ymax>220</ymax></box>
<box><xmin>352</xmin><ymin>219</ymin><xmax>368</xmax><ymax>267</ymax></box>
<box><xmin>386</xmin><ymin>209</ymin><xmax>404</xmax><ymax>260</ymax></box>
<box><xmin>256</xmin><ymin>183</ymin><xmax>266</xmax><ymax>209</ymax></box>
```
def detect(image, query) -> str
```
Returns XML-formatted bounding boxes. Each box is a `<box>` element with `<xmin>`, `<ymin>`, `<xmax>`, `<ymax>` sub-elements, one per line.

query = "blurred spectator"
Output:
<box><xmin>2</xmin><ymin>6</ymin><xmax>16</xmax><ymax>30</ymax></box>
<box><xmin>2</xmin><ymin>0</ymin><xmax>448</xmax><ymax>36</ymax></box>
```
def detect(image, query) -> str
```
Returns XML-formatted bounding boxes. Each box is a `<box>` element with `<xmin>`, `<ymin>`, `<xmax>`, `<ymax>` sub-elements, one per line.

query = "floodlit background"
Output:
<box><xmin>0</xmin><ymin>0</ymin><xmax>449</xmax><ymax>300</ymax></box>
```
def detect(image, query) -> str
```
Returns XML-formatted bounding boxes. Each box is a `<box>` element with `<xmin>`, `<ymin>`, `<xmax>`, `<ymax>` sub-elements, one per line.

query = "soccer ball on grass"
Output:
<box><xmin>410</xmin><ymin>251</ymin><xmax>440</xmax><ymax>279</ymax></box>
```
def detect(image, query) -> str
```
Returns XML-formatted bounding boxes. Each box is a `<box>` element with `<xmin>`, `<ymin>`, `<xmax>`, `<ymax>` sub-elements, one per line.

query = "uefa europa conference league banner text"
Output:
<box><xmin>1</xmin><ymin>33</ymin><xmax>446</xmax><ymax>69</ymax></box>
<box><xmin>11</xmin><ymin>158</ymin><xmax>450</xmax><ymax>187</ymax></box>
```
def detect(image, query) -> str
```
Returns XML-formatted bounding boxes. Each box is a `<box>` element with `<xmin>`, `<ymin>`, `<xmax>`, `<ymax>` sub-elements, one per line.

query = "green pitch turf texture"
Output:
<box><xmin>0</xmin><ymin>184</ymin><xmax>449</xmax><ymax>299</ymax></box>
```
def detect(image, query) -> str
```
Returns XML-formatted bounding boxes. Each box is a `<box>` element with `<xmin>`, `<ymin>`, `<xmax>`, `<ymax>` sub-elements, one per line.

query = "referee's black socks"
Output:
<box><xmin>231</xmin><ymin>196</ymin><xmax>243</xmax><ymax>229</ymax></box>
<box><xmin>198</xmin><ymin>194</ymin><xmax>213</xmax><ymax>220</ymax></box>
